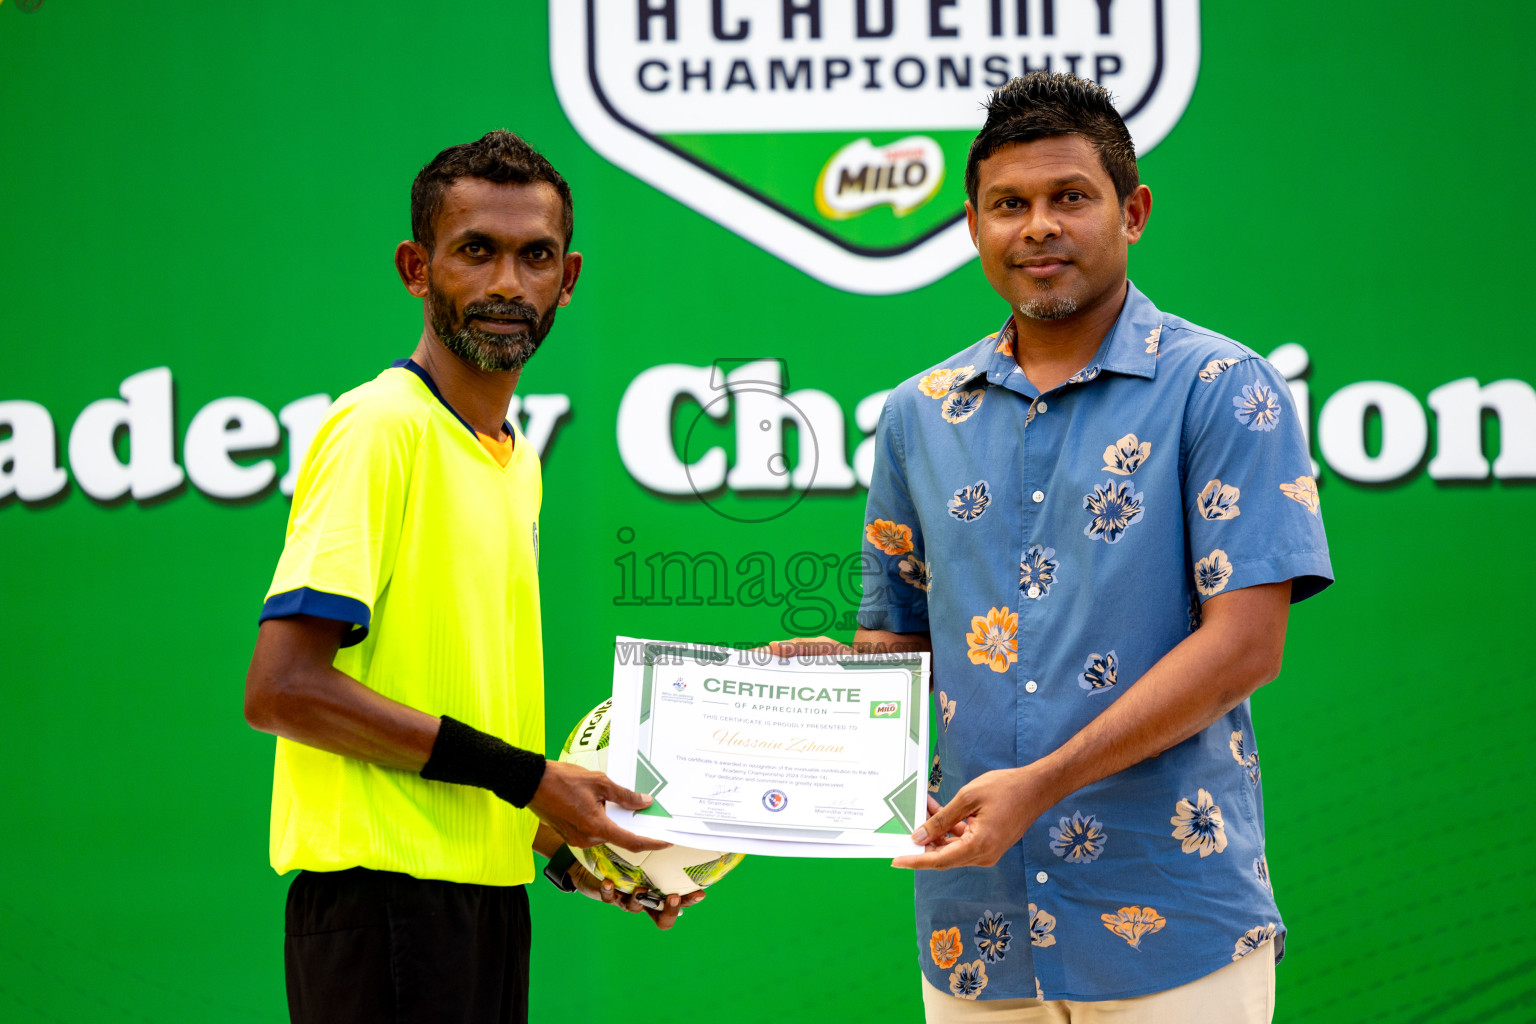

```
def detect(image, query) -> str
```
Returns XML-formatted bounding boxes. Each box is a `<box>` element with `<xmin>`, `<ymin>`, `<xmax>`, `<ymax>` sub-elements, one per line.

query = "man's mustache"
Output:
<box><xmin>463</xmin><ymin>300</ymin><xmax>542</xmax><ymax>322</ymax></box>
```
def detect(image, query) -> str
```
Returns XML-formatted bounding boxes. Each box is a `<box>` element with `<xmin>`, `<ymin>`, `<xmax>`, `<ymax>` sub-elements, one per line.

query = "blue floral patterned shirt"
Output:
<box><xmin>858</xmin><ymin>282</ymin><xmax>1332</xmax><ymax>1002</ymax></box>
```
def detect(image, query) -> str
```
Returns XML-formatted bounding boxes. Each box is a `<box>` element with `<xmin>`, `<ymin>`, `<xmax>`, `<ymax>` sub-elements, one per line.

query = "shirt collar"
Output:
<box><xmin>960</xmin><ymin>280</ymin><xmax>1164</xmax><ymax>391</ymax></box>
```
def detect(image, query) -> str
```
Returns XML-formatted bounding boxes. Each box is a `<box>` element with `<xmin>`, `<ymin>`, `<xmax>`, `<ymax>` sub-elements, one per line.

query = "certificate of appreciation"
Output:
<box><xmin>606</xmin><ymin>637</ymin><xmax>931</xmax><ymax>857</ymax></box>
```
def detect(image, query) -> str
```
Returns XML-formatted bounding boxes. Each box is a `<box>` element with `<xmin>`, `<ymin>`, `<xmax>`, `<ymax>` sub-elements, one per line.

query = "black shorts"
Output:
<box><xmin>284</xmin><ymin>867</ymin><xmax>531</xmax><ymax>1024</ymax></box>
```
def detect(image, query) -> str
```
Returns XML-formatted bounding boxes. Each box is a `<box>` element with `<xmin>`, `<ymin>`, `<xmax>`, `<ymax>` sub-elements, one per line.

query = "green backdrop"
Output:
<box><xmin>3</xmin><ymin>2</ymin><xmax>1533</xmax><ymax>1022</ymax></box>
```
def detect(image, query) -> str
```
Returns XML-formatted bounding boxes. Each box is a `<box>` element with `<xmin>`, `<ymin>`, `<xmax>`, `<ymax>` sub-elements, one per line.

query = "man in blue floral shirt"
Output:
<box><xmin>835</xmin><ymin>73</ymin><xmax>1330</xmax><ymax>1021</ymax></box>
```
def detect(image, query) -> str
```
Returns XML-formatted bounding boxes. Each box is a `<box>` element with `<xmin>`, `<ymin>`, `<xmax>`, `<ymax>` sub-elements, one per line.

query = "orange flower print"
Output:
<box><xmin>919</xmin><ymin>366</ymin><xmax>975</xmax><ymax>399</ymax></box>
<box><xmin>865</xmin><ymin>519</ymin><xmax>914</xmax><ymax>556</ymax></box>
<box><xmin>930</xmin><ymin>927</ymin><xmax>963</xmax><ymax>969</ymax></box>
<box><xmin>1144</xmin><ymin>325</ymin><xmax>1162</xmax><ymax>355</ymax></box>
<box><xmin>1100</xmin><ymin>905</ymin><xmax>1167</xmax><ymax>950</ymax></box>
<box><xmin>1279</xmin><ymin>476</ymin><xmax>1321</xmax><ymax>515</ymax></box>
<box><xmin>966</xmin><ymin>606</ymin><xmax>1018</xmax><ymax>673</ymax></box>
<box><xmin>994</xmin><ymin>333</ymin><xmax>1014</xmax><ymax>356</ymax></box>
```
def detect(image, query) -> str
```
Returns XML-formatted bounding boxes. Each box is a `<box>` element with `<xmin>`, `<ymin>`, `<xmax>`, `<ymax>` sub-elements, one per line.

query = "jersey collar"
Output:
<box><xmin>392</xmin><ymin>358</ymin><xmax>514</xmax><ymax>438</ymax></box>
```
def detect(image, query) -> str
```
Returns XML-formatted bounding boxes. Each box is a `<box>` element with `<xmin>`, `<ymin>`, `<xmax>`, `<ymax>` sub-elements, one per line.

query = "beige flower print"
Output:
<box><xmin>1170</xmin><ymin>788</ymin><xmax>1228</xmax><ymax>857</ymax></box>
<box><xmin>1279</xmin><ymin>476</ymin><xmax>1321</xmax><ymax>515</ymax></box>
<box><xmin>1194</xmin><ymin>549</ymin><xmax>1234</xmax><ymax>596</ymax></box>
<box><xmin>1196</xmin><ymin>480</ymin><xmax>1241</xmax><ymax>521</ymax></box>
<box><xmin>1102</xmin><ymin>434</ymin><xmax>1151</xmax><ymax>475</ymax></box>
<box><xmin>1199</xmin><ymin>358</ymin><xmax>1241</xmax><ymax>382</ymax></box>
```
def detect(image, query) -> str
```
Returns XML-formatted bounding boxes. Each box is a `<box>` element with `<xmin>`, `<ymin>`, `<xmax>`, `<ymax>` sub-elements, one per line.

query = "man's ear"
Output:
<box><xmin>965</xmin><ymin>200</ymin><xmax>980</xmax><ymax>251</ymax></box>
<box><xmin>395</xmin><ymin>240</ymin><xmax>431</xmax><ymax>298</ymax></box>
<box><xmin>557</xmin><ymin>250</ymin><xmax>583</xmax><ymax>308</ymax></box>
<box><xmin>1122</xmin><ymin>185</ymin><xmax>1153</xmax><ymax>246</ymax></box>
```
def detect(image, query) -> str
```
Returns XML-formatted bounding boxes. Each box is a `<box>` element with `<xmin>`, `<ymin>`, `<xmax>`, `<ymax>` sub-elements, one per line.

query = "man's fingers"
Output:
<box><xmin>600</xmin><ymin>823</ymin><xmax>670</xmax><ymax>852</ymax></box>
<box><xmin>601</xmin><ymin>778</ymin><xmax>654</xmax><ymax>811</ymax></box>
<box><xmin>768</xmin><ymin>636</ymin><xmax>845</xmax><ymax>659</ymax></box>
<box><xmin>912</xmin><ymin>796</ymin><xmax>969</xmax><ymax>846</ymax></box>
<box><xmin>892</xmin><ymin>836</ymin><xmax>978</xmax><ymax>871</ymax></box>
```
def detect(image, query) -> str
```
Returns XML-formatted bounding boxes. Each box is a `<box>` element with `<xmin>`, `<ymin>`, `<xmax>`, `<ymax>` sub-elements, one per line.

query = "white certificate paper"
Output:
<box><xmin>606</xmin><ymin>637</ymin><xmax>930</xmax><ymax>858</ymax></box>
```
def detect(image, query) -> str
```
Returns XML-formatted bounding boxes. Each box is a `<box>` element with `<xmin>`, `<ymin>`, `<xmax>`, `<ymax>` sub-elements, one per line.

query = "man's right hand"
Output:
<box><xmin>528</xmin><ymin>759</ymin><xmax>670</xmax><ymax>852</ymax></box>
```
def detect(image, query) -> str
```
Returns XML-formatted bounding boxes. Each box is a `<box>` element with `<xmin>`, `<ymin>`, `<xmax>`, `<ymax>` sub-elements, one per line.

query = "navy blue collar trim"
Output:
<box><xmin>391</xmin><ymin>358</ymin><xmax>513</xmax><ymax>438</ymax></box>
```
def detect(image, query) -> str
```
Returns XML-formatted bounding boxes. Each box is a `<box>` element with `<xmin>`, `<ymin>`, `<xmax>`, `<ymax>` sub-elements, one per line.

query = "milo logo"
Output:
<box><xmin>816</xmin><ymin>136</ymin><xmax>944</xmax><ymax>220</ymax></box>
<box><xmin>870</xmin><ymin>700</ymin><xmax>902</xmax><ymax>718</ymax></box>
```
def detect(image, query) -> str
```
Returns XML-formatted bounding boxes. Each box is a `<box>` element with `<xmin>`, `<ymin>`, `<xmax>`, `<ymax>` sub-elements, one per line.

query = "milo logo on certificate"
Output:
<box><xmin>550</xmin><ymin>0</ymin><xmax>1199</xmax><ymax>293</ymax></box>
<box><xmin>870</xmin><ymin>700</ymin><xmax>902</xmax><ymax>718</ymax></box>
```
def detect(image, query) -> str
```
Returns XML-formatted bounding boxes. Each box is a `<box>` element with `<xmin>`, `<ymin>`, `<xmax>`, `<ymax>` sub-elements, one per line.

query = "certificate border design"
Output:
<box><xmin>631</xmin><ymin>642</ymin><xmax>927</xmax><ymax>840</ymax></box>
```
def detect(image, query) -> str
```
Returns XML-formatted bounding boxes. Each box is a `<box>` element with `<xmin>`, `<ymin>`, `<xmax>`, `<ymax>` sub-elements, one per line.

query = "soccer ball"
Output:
<box><xmin>557</xmin><ymin>698</ymin><xmax>745</xmax><ymax>896</ymax></box>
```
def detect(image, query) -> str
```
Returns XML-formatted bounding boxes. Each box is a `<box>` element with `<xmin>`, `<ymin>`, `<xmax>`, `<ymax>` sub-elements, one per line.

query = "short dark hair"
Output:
<box><xmin>964</xmin><ymin>72</ymin><xmax>1139</xmax><ymax>205</ymax></box>
<box><xmin>410</xmin><ymin>129</ymin><xmax>574</xmax><ymax>254</ymax></box>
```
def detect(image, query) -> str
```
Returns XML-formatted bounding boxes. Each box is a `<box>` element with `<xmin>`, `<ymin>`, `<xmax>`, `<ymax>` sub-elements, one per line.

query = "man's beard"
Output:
<box><xmin>428</xmin><ymin>282</ymin><xmax>557</xmax><ymax>372</ymax></box>
<box><xmin>1015</xmin><ymin>279</ymin><xmax>1080</xmax><ymax>321</ymax></box>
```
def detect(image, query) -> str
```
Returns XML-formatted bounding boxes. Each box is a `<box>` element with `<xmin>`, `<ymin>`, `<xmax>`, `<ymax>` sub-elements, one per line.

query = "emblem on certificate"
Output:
<box><xmin>606</xmin><ymin>638</ymin><xmax>932</xmax><ymax>857</ymax></box>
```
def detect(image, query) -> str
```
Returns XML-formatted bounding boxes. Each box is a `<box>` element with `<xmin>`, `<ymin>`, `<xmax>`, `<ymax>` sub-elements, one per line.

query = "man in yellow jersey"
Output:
<box><xmin>245</xmin><ymin>130</ymin><xmax>698</xmax><ymax>1024</ymax></box>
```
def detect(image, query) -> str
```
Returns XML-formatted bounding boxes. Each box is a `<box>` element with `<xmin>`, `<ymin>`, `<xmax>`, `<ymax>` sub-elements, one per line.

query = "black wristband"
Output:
<box><xmin>420</xmin><ymin>715</ymin><xmax>547</xmax><ymax>808</ymax></box>
<box><xmin>543</xmin><ymin>845</ymin><xmax>578</xmax><ymax>893</ymax></box>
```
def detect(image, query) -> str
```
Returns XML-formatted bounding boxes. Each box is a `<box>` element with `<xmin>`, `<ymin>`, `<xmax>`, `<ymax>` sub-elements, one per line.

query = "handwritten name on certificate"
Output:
<box><xmin>607</xmin><ymin>638</ymin><xmax>931</xmax><ymax>856</ymax></box>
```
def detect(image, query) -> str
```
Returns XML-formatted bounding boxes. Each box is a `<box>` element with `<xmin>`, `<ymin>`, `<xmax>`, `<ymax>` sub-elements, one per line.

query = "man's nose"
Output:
<box><xmin>1020</xmin><ymin>205</ymin><xmax>1061</xmax><ymax>244</ymax></box>
<box><xmin>486</xmin><ymin>256</ymin><xmax>526</xmax><ymax>303</ymax></box>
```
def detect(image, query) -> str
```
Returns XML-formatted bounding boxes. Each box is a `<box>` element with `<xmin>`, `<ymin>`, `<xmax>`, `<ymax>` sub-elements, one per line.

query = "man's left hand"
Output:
<box><xmin>569</xmin><ymin>863</ymin><xmax>704</xmax><ymax>930</ymax></box>
<box><xmin>892</xmin><ymin>767</ymin><xmax>1050</xmax><ymax>870</ymax></box>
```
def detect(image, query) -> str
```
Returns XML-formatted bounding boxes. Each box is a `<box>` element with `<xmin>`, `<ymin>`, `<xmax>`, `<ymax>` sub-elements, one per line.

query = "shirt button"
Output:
<box><xmin>1032</xmin><ymin>490</ymin><xmax>1045</xmax><ymax>503</ymax></box>
<box><xmin>1036</xmin><ymin>871</ymin><xmax>1049</xmax><ymax>884</ymax></box>
<box><xmin>1025</xmin><ymin>680</ymin><xmax>1038</xmax><ymax>693</ymax></box>
<box><xmin>1036</xmin><ymin>401</ymin><xmax>1048</xmax><ymax>414</ymax></box>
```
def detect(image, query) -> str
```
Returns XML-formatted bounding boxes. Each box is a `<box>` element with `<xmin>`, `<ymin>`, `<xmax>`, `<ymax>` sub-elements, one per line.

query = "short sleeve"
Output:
<box><xmin>857</xmin><ymin>399</ymin><xmax>931</xmax><ymax>634</ymax></box>
<box><xmin>1182</xmin><ymin>356</ymin><xmax>1333</xmax><ymax>604</ymax></box>
<box><xmin>260</xmin><ymin>395</ymin><xmax>417</xmax><ymax>646</ymax></box>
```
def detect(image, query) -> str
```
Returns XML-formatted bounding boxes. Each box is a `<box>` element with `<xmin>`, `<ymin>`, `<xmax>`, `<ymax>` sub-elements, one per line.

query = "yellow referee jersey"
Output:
<box><xmin>260</xmin><ymin>360</ymin><xmax>543</xmax><ymax>885</ymax></box>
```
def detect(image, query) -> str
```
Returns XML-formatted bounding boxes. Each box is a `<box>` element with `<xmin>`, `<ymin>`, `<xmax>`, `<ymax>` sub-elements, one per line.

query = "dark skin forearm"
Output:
<box><xmin>244</xmin><ymin>613</ymin><xmax>667</xmax><ymax>853</ymax></box>
<box><xmin>245</xmin><ymin>615</ymin><xmax>439</xmax><ymax>768</ymax></box>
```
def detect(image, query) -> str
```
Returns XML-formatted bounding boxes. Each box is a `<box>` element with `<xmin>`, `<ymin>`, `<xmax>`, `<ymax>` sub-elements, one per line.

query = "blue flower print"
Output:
<box><xmin>974</xmin><ymin>911</ymin><xmax>1013</xmax><ymax>963</ymax></box>
<box><xmin>1066</xmin><ymin>365</ymin><xmax>1101</xmax><ymax>385</ymax></box>
<box><xmin>1254</xmin><ymin>855</ymin><xmax>1273</xmax><ymax>894</ymax></box>
<box><xmin>1078</xmin><ymin>650</ymin><xmax>1118</xmax><ymax>694</ymax></box>
<box><xmin>928</xmin><ymin>753</ymin><xmax>942</xmax><ymax>793</ymax></box>
<box><xmin>948</xmin><ymin>480</ymin><xmax>991</xmax><ymax>521</ymax></box>
<box><xmin>942</xmin><ymin>388</ymin><xmax>985</xmax><ymax>424</ymax></box>
<box><xmin>1233</xmin><ymin>384</ymin><xmax>1282</xmax><ymax>431</ymax></box>
<box><xmin>1018</xmin><ymin>544</ymin><xmax>1058</xmax><ymax>599</ymax></box>
<box><xmin>1083</xmin><ymin>480</ymin><xmax>1145</xmax><ymax>543</ymax></box>
<box><xmin>1049</xmin><ymin>810</ymin><xmax>1108</xmax><ymax>863</ymax></box>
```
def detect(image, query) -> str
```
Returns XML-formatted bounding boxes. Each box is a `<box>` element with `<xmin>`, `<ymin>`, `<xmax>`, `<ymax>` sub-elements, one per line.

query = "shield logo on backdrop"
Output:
<box><xmin>551</xmin><ymin>1</ymin><xmax>1200</xmax><ymax>295</ymax></box>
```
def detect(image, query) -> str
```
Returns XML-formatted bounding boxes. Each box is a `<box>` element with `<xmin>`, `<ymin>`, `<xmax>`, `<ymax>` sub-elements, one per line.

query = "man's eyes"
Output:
<box><xmin>1061</xmin><ymin>191</ymin><xmax>1086</xmax><ymax>203</ymax></box>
